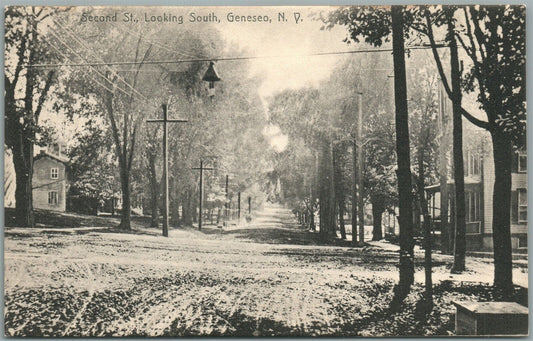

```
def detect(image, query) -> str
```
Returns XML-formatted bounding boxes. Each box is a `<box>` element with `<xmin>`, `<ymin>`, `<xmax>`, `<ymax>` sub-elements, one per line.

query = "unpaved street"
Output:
<box><xmin>4</xmin><ymin>205</ymin><xmax>528</xmax><ymax>336</ymax></box>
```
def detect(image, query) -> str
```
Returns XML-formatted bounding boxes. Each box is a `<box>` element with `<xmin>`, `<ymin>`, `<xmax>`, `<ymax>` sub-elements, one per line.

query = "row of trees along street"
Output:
<box><xmin>270</xmin><ymin>4</ymin><xmax>525</xmax><ymax>309</ymax></box>
<box><xmin>5</xmin><ymin>7</ymin><xmax>270</xmax><ymax>231</ymax></box>
<box><xmin>5</xmin><ymin>5</ymin><xmax>525</xmax><ymax>314</ymax></box>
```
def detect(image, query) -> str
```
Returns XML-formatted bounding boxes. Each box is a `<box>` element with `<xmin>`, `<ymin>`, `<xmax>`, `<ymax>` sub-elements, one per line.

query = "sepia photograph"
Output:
<box><xmin>3</xmin><ymin>5</ymin><xmax>528</xmax><ymax>337</ymax></box>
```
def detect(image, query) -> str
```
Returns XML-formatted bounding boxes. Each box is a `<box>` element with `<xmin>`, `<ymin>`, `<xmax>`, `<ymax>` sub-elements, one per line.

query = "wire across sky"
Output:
<box><xmin>22</xmin><ymin>45</ymin><xmax>445</xmax><ymax>69</ymax></box>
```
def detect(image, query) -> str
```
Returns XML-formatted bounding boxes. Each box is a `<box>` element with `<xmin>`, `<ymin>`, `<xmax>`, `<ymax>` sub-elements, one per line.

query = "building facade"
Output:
<box><xmin>482</xmin><ymin>147</ymin><xmax>527</xmax><ymax>251</ymax></box>
<box><xmin>426</xmin><ymin>130</ymin><xmax>527</xmax><ymax>253</ymax></box>
<box><xmin>32</xmin><ymin>150</ymin><xmax>69</xmax><ymax>212</ymax></box>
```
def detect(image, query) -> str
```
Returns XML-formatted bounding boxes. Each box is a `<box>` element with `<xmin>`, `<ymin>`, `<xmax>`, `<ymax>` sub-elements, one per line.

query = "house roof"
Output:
<box><xmin>425</xmin><ymin>177</ymin><xmax>483</xmax><ymax>192</ymax></box>
<box><xmin>34</xmin><ymin>150</ymin><xmax>69</xmax><ymax>164</ymax></box>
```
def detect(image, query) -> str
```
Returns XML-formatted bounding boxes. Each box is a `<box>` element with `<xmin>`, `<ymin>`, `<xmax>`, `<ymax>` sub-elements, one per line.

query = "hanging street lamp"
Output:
<box><xmin>202</xmin><ymin>61</ymin><xmax>221</xmax><ymax>98</ymax></box>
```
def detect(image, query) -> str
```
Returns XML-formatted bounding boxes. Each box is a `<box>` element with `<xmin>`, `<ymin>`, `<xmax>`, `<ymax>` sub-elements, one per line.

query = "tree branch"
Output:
<box><xmin>454</xmin><ymin>33</ymin><xmax>476</xmax><ymax>62</ymax></box>
<box><xmin>426</xmin><ymin>9</ymin><xmax>489</xmax><ymax>131</ymax></box>
<box><xmin>34</xmin><ymin>70</ymin><xmax>55</xmax><ymax>124</ymax></box>
<box><xmin>105</xmin><ymin>76</ymin><xmax>125</xmax><ymax>169</ymax></box>
<box><xmin>11</xmin><ymin>28</ymin><xmax>28</xmax><ymax>95</ymax></box>
<box><xmin>469</xmin><ymin>7</ymin><xmax>487</xmax><ymax>62</ymax></box>
<box><xmin>460</xmin><ymin>107</ymin><xmax>489</xmax><ymax>130</ymax></box>
<box><xmin>127</xmin><ymin>121</ymin><xmax>138</xmax><ymax>172</ymax></box>
<box><xmin>463</xmin><ymin>7</ymin><xmax>484</xmax><ymax>64</ymax></box>
<box><xmin>425</xmin><ymin>10</ymin><xmax>452</xmax><ymax>99</ymax></box>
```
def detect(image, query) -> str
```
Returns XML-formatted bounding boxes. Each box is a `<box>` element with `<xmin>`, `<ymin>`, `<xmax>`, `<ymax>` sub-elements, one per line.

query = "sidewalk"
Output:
<box><xmin>367</xmin><ymin>240</ymin><xmax>528</xmax><ymax>289</ymax></box>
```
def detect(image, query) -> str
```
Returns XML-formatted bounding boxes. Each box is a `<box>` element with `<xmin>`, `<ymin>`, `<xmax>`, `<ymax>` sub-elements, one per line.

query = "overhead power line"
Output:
<box><xmin>53</xmin><ymin>19</ymin><xmax>149</xmax><ymax>101</ymax></box>
<box><xmin>22</xmin><ymin>45</ymin><xmax>446</xmax><ymax>69</ymax></box>
<box><xmin>111</xmin><ymin>21</ymin><xmax>207</xmax><ymax>61</ymax></box>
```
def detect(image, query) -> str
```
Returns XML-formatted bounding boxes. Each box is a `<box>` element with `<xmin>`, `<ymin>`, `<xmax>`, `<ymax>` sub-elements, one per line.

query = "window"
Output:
<box><xmin>51</xmin><ymin>167</ymin><xmax>59</xmax><ymax>179</ymax></box>
<box><xmin>465</xmin><ymin>191</ymin><xmax>481</xmax><ymax>222</ymax></box>
<box><xmin>518</xmin><ymin>152</ymin><xmax>527</xmax><ymax>173</ymax></box>
<box><xmin>518</xmin><ymin>236</ymin><xmax>527</xmax><ymax>249</ymax></box>
<box><xmin>48</xmin><ymin>191</ymin><xmax>58</xmax><ymax>205</ymax></box>
<box><xmin>465</xmin><ymin>191</ymin><xmax>482</xmax><ymax>234</ymax></box>
<box><xmin>466</xmin><ymin>152</ymin><xmax>481</xmax><ymax>176</ymax></box>
<box><xmin>518</xmin><ymin>189</ymin><xmax>527</xmax><ymax>223</ymax></box>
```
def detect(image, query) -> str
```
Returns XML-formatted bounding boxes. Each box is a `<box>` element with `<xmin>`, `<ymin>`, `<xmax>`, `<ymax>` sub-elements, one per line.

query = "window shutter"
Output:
<box><xmin>511</xmin><ymin>190</ymin><xmax>518</xmax><ymax>223</ymax></box>
<box><xmin>511</xmin><ymin>153</ymin><xmax>519</xmax><ymax>173</ymax></box>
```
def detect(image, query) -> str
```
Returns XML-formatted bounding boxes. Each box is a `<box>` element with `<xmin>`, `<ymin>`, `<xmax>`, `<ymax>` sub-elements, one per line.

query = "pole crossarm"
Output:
<box><xmin>147</xmin><ymin>119</ymin><xmax>188</xmax><ymax>123</ymax></box>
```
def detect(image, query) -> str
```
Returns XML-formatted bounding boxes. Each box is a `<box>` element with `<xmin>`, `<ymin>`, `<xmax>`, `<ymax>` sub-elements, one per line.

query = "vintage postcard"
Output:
<box><xmin>3</xmin><ymin>5</ymin><xmax>527</xmax><ymax>337</ymax></box>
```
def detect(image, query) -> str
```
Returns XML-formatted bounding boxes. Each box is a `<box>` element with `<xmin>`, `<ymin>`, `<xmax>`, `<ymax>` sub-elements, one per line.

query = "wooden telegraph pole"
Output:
<box><xmin>224</xmin><ymin>175</ymin><xmax>229</xmax><ymax>225</ymax></box>
<box><xmin>192</xmin><ymin>159</ymin><xmax>215</xmax><ymax>230</ymax></box>
<box><xmin>356</xmin><ymin>92</ymin><xmax>365</xmax><ymax>245</ymax></box>
<box><xmin>147</xmin><ymin>103</ymin><xmax>187</xmax><ymax>237</ymax></box>
<box><xmin>237</xmin><ymin>192</ymin><xmax>241</xmax><ymax>221</ymax></box>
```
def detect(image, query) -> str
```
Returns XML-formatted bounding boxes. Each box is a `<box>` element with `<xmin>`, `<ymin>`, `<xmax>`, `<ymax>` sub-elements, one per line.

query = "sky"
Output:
<box><xmin>32</xmin><ymin>6</ymin><xmax>488</xmax><ymax>154</ymax></box>
<box><xmin>215</xmin><ymin>7</ymin><xmax>351</xmax><ymax>98</ymax></box>
<box><xmin>214</xmin><ymin>7</ymin><xmax>352</xmax><ymax>152</ymax></box>
<box><xmin>34</xmin><ymin>6</ymin><xmax>352</xmax><ymax>153</ymax></box>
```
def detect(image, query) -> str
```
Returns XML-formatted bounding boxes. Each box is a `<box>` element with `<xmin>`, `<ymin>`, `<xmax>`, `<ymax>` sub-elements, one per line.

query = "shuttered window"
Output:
<box><xmin>518</xmin><ymin>153</ymin><xmax>527</xmax><ymax>173</ymax></box>
<box><xmin>518</xmin><ymin>189</ymin><xmax>527</xmax><ymax>223</ymax></box>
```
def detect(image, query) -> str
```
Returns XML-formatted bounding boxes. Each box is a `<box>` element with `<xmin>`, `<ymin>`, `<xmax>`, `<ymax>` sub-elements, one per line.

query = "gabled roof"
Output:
<box><xmin>34</xmin><ymin>150</ymin><xmax>69</xmax><ymax>164</ymax></box>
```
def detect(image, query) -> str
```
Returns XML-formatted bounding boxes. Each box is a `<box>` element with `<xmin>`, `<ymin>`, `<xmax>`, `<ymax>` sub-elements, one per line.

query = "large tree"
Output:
<box><xmin>5</xmin><ymin>7</ymin><xmax>58</xmax><ymax>227</ymax></box>
<box><xmin>422</xmin><ymin>5</ymin><xmax>526</xmax><ymax>297</ymax></box>
<box><xmin>323</xmin><ymin>2</ymin><xmax>526</xmax><ymax>301</ymax></box>
<box><xmin>67</xmin><ymin>117</ymin><xmax>117</xmax><ymax>215</ymax></box>
<box><xmin>323</xmin><ymin>5</ymin><xmax>415</xmax><ymax>307</ymax></box>
<box><xmin>48</xmin><ymin>9</ymin><xmax>157</xmax><ymax>230</ymax></box>
<box><xmin>390</xmin><ymin>5</ymin><xmax>415</xmax><ymax>309</ymax></box>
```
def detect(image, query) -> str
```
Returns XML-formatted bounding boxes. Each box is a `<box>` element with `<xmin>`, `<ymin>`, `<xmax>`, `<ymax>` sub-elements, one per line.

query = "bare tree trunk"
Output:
<box><xmin>391</xmin><ymin>5</ymin><xmax>415</xmax><ymax>310</ymax></box>
<box><xmin>309</xmin><ymin>208</ymin><xmax>315</xmax><ymax>230</ymax></box>
<box><xmin>119</xmin><ymin>168</ymin><xmax>132</xmax><ymax>230</ymax></box>
<box><xmin>171</xmin><ymin>198</ymin><xmax>180</xmax><ymax>226</ymax></box>
<box><xmin>6</xmin><ymin>11</ymin><xmax>54</xmax><ymax>228</ymax></box>
<box><xmin>448</xmin><ymin>14</ymin><xmax>466</xmax><ymax>273</ymax></box>
<box><xmin>333</xmin><ymin>144</ymin><xmax>346</xmax><ymax>239</ymax></box>
<box><xmin>318</xmin><ymin>139</ymin><xmax>336</xmax><ymax>240</ymax></box>
<box><xmin>491</xmin><ymin>131</ymin><xmax>514</xmax><ymax>299</ymax></box>
<box><xmin>182</xmin><ymin>190</ymin><xmax>193</xmax><ymax>226</ymax></box>
<box><xmin>339</xmin><ymin>198</ymin><xmax>347</xmax><ymax>239</ymax></box>
<box><xmin>16</xmin><ymin>17</ymin><xmax>38</xmax><ymax>228</ymax></box>
<box><xmin>438</xmin><ymin>85</ymin><xmax>452</xmax><ymax>254</ymax></box>
<box><xmin>148</xmin><ymin>154</ymin><xmax>159</xmax><ymax>227</ymax></box>
<box><xmin>416</xmin><ymin>144</ymin><xmax>433</xmax><ymax>316</ymax></box>
<box><xmin>371</xmin><ymin>197</ymin><xmax>384</xmax><ymax>241</ymax></box>
<box><xmin>192</xmin><ymin>191</ymin><xmax>198</xmax><ymax>224</ymax></box>
<box><xmin>13</xmin><ymin>137</ymin><xmax>35</xmax><ymax>227</ymax></box>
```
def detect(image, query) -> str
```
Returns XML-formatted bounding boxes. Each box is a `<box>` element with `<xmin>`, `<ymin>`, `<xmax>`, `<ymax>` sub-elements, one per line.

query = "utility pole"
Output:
<box><xmin>248</xmin><ymin>196</ymin><xmax>251</xmax><ymax>214</ymax></box>
<box><xmin>147</xmin><ymin>103</ymin><xmax>187</xmax><ymax>237</ymax></box>
<box><xmin>237</xmin><ymin>191</ymin><xmax>241</xmax><ymax>222</ymax></box>
<box><xmin>356</xmin><ymin>92</ymin><xmax>365</xmax><ymax>245</ymax></box>
<box><xmin>192</xmin><ymin>159</ymin><xmax>215</xmax><ymax>230</ymax></box>
<box><xmin>224</xmin><ymin>175</ymin><xmax>229</xmax><ymax>225</ymax></box>
<box><xmin>352</xmin><ymin>139</ymin><xmax>358</xmax><ymax>245</ymax></box>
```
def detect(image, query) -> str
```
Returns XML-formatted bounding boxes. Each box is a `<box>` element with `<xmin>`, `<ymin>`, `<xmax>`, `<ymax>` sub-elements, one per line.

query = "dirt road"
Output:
<box><xmin>3</xmin><ymin>204</ymin><xmax>528</xmax><ymax>336</ymax></box>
